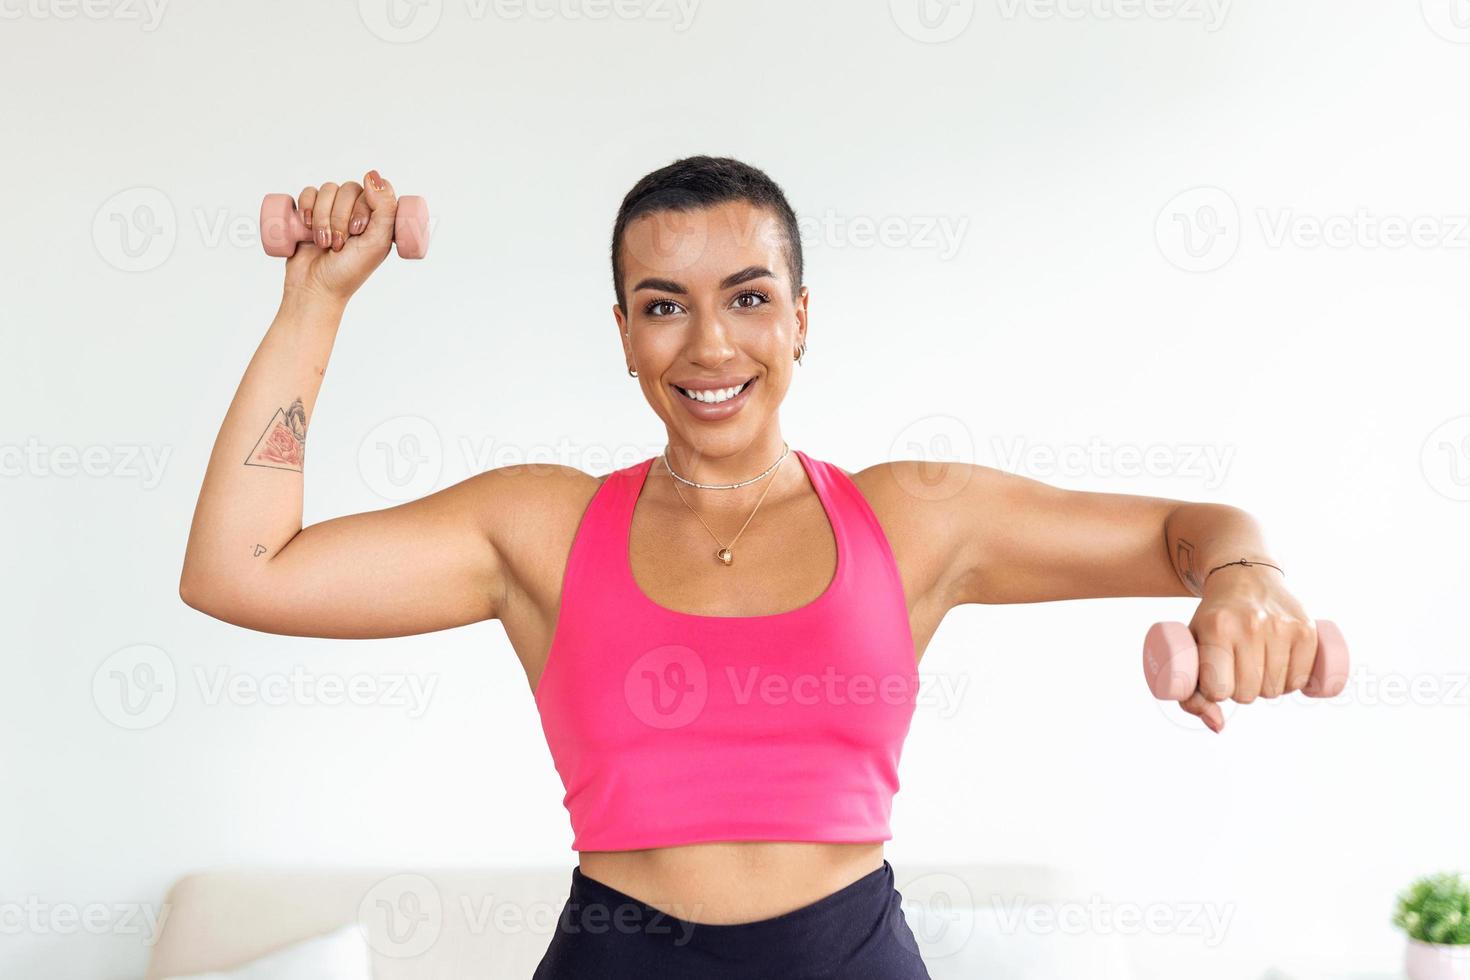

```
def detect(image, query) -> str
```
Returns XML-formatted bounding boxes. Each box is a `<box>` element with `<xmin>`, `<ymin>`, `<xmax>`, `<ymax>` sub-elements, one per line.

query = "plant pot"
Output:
<box><xmin>1406</xmin><ymin>938</ymin><xmax>1470</xmax><ymax>980</ymax></box>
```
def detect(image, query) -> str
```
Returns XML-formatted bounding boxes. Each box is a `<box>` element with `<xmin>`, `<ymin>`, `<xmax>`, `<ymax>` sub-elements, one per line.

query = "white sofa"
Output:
<box><xmin>145</xmin><ymin>862</ymin><xmax>1137</xmax><ymax>979</ymax></box>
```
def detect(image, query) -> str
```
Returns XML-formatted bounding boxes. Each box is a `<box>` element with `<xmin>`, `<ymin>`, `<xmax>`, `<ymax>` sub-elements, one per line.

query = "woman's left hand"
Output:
<box><xmin>1176</xmin><ymin>565</ymin><xmax>1321</xmax><ymax>732</ymax></box>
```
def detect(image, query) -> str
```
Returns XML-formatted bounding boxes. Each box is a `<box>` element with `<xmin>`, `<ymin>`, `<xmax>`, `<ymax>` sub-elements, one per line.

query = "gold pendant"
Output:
<box><xmin>716</xmin><ymin>547</ymin><xmax>733</xmax><ymax>565</ymax></box>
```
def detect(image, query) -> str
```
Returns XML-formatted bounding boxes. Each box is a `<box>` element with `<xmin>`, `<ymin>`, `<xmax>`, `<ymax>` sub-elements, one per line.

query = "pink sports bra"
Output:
<box><xmin>533</xmin><ymin>450</ymin><xmax>918</xmax><ymax>852</ymax></box>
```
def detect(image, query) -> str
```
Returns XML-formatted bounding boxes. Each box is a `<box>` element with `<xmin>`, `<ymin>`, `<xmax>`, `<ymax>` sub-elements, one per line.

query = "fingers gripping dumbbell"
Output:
<box><xmin>259</xmin><ymin>193</ymin><xmax>430</xmax><ymax>259</ymax></box>
<box><xmin>1142</xmin><ymin>619</ymin><xmax>1350</xmax><ymax>701</ymax></box>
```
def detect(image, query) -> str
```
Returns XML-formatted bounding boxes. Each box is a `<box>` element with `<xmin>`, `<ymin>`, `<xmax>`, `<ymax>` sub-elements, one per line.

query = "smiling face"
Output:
<box><xmin>614</xmin><ymin>199</ymin><xmax>809</xmax><ymax>467</ymax></box>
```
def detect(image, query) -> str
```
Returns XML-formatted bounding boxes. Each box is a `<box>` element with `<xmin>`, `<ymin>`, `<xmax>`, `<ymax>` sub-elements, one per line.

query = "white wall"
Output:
<box><xmin>4</xmin><ymin>0</ymin><xmax>1467</xmax><ymax>976</ymax></box>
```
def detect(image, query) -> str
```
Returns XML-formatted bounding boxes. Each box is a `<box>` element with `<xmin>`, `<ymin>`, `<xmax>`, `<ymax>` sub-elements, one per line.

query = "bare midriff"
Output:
<box><xmin>577</xmin><ymin>840</ymin><xmax>887</xmax><ymax>925</ymax></box>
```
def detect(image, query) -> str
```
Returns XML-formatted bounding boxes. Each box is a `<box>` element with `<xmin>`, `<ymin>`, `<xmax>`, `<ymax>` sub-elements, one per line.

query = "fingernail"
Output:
<box><xmin>1204</xmin><ymin>715</ymin><xmax>1221</xmax><ymax>734</ymax></box>
<box><xmin>332</xmin><ymin>231</ymin><xmax>344</xmax><ymax>250</ymax></box>
<box><xmin>301</xmin><ymin>208</ymin><xmax>312</xmax><ymax>227</ymax></box>
<box><xmin>316</xmin><ymin>228</ymin><xmax>330</xmax><ymax>248</ymax></box>
<box><xmin>350</xmin><ymin>216</ymin><xmax>365</xmax><ymax>234</ymax></box>
<box><xmin>368</xmin><ymin>170</ymin><xmax>384</xmax><ymax>191</ymax></box>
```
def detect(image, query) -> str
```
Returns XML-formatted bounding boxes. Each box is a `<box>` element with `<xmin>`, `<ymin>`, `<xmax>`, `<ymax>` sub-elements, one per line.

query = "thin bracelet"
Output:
<box><xmin>1204</xmin><ymin>558</ymin><xmax>1284</xmax><ymax>583</ymax></box>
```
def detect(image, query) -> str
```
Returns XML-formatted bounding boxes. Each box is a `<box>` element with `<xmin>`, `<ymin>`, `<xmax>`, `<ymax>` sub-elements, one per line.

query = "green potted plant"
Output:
<box><xmin>1395</xmin><ymin>872</ymin><xmax>1470</xmax><ymax>980</ymax></box>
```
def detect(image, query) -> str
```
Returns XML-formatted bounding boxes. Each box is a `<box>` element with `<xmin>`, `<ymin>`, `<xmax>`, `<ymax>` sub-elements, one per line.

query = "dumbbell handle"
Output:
<box><xmin>259</xmin><ymin>193</ymin><xmax>430</xmax><ymax>259</ymax></box>
<box><xmin>1143</xmin><ymin>620</ymin><xmax>1349</xmax><ymax>701</ymax></box>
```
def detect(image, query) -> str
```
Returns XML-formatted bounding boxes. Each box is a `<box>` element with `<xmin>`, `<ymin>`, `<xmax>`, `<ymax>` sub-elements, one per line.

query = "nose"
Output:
<box><xmin>683</xmin><ymin>307</ymin><xmax>737</xmax><ymax>368</ymax></box>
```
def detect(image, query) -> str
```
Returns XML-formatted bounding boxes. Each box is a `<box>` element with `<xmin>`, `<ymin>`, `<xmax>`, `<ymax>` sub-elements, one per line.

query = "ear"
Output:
<box><xmin>613</xmin><ymin>302</ymin><xmax>631</xmax><ymax>358</ymax></box>
<box><xmin>794</xmin><ymin>285</ymin><xmax>810</xmax><ymax>347</ymax></box>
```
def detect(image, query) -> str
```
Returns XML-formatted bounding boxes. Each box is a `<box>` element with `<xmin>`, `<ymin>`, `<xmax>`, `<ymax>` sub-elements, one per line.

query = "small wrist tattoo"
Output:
<box><xmin>1174</xmin><ymin>538</ymin><xmax>1203</xmax><ymax>593</ymax></box>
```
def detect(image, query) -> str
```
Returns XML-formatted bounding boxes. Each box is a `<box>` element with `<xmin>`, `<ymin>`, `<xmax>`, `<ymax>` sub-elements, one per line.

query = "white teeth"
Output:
<box><xmin>678</xmin><ymin>380</ymin><xmax>749</xmax><ymax>404</ymax></box>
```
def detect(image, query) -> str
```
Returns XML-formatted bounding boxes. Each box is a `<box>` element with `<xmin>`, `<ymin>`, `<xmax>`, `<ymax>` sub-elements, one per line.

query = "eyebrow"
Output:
<box><xmin>631</xmin><ymin>266</ymin><xmax>776</xmax><ymax>295</ymax></box>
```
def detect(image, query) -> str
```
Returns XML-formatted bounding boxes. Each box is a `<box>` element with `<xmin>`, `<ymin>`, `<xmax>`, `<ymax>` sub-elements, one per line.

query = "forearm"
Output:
<box><xmin>180</xmin><ymin>290</ymin><xmax>345</xmax><ymax>600</ymax></box>
<box><xmin>1162</xmin><ymin>502</ymin><xmax>1279</xmax><ymax>598</ymax></box>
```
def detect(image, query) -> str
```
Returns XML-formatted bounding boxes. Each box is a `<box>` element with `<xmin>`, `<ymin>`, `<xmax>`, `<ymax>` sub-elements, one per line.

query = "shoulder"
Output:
<box><xmin>838</xmin><ymin>457</ymin><xmax>1009</xmax><ymax>512</ymax></box>
<box><xmin>456</xmin><ymin>462</ymin><xmax>609</xmax><ymax>545</ymax></box>
<box><xmin>837</xmin><ymin>456</ymin><xmax>1018</xmax><ymax>567</ymax></box>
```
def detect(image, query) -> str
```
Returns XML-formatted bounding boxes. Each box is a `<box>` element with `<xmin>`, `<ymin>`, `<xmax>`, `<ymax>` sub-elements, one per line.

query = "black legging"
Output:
<box><xmin>531</xmin><ymin>859</ymin><xmax>933</xmax><ymax>979</ymax></box>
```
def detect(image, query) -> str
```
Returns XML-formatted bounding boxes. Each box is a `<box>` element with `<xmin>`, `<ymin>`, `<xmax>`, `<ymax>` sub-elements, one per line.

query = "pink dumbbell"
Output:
<box><xmin>259</xmin><ymin>193</ymin><xmax>430</xmax><ymax>259</ymax></box>
<box><xmin>1143</xmin><ymin>620</ymin><xmax>1349</xmax><ymax>701</ymax></box>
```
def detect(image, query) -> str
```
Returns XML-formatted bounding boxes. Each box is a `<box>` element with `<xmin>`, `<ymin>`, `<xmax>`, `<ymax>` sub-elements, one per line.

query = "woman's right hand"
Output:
<box><xmin>282</xmin><ymin>169</ymin><xmax>398</xmax><ymax>305</ymax></box>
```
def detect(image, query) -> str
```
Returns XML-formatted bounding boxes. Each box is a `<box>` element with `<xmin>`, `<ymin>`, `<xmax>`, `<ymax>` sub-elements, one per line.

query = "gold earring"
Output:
<box><xmin>794</xmin><ymin>341</ymin><xmax>806</xmax><ymax>365</ymax></box>
<box><xmin>628</xmin><ymin>366</ymin><xmax>638</xmax><ymax>377</ymax></box>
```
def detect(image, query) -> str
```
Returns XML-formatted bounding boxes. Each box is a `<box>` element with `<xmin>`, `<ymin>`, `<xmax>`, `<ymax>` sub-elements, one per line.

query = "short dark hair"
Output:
<box><xmin>610</xmin><ymin>155</ymin><xmax>803</xmax><ymax>312</ymax></box>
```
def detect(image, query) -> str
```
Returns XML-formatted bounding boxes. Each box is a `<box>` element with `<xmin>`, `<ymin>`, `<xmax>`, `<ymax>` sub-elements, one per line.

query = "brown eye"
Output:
<box><xmin>732</xmin><ymin>290</ymin><xmax>769</xmax><ymax>310</ymax></box>
<box><xmin>646</xmin><ymin>299</ymin><xmax>682</xmax><ymax>317</ymax></box>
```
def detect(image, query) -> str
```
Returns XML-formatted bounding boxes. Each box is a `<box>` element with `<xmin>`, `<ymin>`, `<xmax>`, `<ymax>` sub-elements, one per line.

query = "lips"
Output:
<box><xmin>669</xmin><ymin>376</ymin><xmax>757</xmax><ymax>421</ymax></box>
<box><xmin>673</xmin><ymin>377</ymin><xmax>754</xmax><ymax>404</ymax></box>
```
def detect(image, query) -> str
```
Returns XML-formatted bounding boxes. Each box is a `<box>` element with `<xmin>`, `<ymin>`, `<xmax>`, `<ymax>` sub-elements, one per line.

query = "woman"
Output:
<box><xmin>181</xmin><ymin>156</ymin><xmax>1322</xmax><ymax>978</ymax></box>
